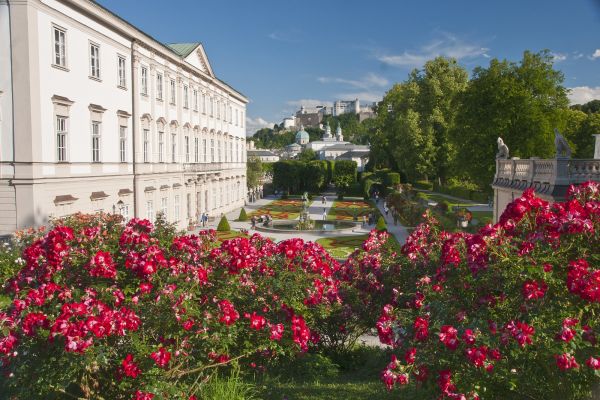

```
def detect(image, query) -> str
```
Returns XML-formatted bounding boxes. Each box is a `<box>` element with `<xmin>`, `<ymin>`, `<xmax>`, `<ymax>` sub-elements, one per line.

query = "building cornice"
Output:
<box><xmin>53</xmin><ymin>0</ymin><xmax>248</xmax><ymax>104</ymax></box>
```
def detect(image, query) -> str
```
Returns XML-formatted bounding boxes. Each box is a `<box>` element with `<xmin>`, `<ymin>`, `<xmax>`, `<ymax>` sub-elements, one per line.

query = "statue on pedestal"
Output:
<box><xmin>496</xmin><ymin>137</ymin><xmax>509</xmax><ymax>159</ymax></box>
<box><xmin>554</xmin><ymin>128</ymin><xmax>572</xmax><ymax>159</ymax></box>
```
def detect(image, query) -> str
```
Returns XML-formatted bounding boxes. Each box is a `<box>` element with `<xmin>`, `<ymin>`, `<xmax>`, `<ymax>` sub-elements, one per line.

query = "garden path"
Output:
<box><xmin>374</xmin><ymin>200</ymin><xmax>410</xmax><ymax>244</ymax></box>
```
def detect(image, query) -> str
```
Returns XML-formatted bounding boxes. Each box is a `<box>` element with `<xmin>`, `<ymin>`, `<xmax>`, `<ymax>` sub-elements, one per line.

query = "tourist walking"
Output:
<box><xmin>322</xmin><ymin>208</ymin><xmax>327</xmax><ymax>221</ymax></box>
<box><xmin>393</xmin><ymin>212</ymin><xmax>398</xmax><ymax>226</ymax></box>
<box><xmin>202</xmin><ymin>213</ymin><xmax>208</xmax><ymax>227</ymax></box>
<box><xmin>251</xmin><ymin>216</ymin><xmax>256</xmax><ymax>230</ymax></box>
<box><xmin>362</xmin><ymin>215</ymin><xmax>367</xmax><ymax>228</ymax></box>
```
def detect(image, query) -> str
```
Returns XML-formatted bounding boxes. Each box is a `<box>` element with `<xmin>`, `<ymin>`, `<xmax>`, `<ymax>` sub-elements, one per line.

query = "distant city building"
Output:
<box><xmin>333</xmin><ymin>99</ymin><xmax>360</xmax><ymax>116</ymax></box>
<box><xmin>283</xmin><ymin>122</ymin><xmax>370</xmax><ymax>171</ymax></box>
<box><xmin>0</xmin><ymin>0</ymin><xmax>247</xmax><ymax>235</ymax></box>
<box><xmin>289</xmin><ymin>99</ymin><xmax>377</xmax><ymax>128</ymax></box>
<box><xmin>246</xmin><ymin>141</ymin><xmax>279</xmax><ymax>162</ymax></box>
<box><xmin>282</xmin><ymin>116</ymin><xmax>295</xmax><ymax>129</ymax></box>
<box><xmin>294</xmin><ymin>106</ymin><xmax>323</xmax><ymax>128</ymax></box>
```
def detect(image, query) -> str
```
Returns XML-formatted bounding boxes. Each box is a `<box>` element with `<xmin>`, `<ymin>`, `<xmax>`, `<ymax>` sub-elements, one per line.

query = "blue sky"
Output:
<box><xmin>98</xmin><ymin>0</ymin><xmax>600</xmax><ymax>135</ymax></box>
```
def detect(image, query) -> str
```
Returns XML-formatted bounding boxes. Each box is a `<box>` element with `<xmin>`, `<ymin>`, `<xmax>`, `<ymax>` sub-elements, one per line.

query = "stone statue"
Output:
<box><xmin>496</xmin><ymin>137</ymin><xmax>509</xmax><ymax>159</ymax></box>
<box><xmin>554</xmin><ymin>128</ymin><xmax>572</xmax><ymax>159</ymax></box>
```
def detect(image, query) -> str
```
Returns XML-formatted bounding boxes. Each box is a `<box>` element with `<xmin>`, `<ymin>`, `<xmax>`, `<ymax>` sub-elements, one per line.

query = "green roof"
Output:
<box><xmin>167</xmin><ymin>43</ymin><xmax>201</xmax><ymax>58</ymax></box>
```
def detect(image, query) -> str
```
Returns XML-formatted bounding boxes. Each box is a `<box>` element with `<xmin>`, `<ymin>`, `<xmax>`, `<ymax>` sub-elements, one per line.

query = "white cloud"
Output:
<box><xmin>567</xmin><ymin>86</ymin><xmax>600</xmax><ymax>105</ymax></box>
<box><xmin>592</xmin><ymin>49</ymin><xmax>600</xmax><ymax>59</ymax></box>
<box><xmin>573</xmin><ymin>52</ymin><xmax>585</xmax><ymax>60</ymax></box>
<box><xmin>246</xmin><ymin>116</ymin><xmax>277</xmax><ymax>136</ymax></box>
<box><xmin>317</xmin><ymin>73</ymin><xmax>389</xmax><ymax>90</ymax></box>
<box><xmin>551</xmin><ymin>52</ymin><xmax>567</xmax><ymax>62</ymax></box>
<box><xmin>286</xmin><ymin>99</ymin><xmax>333</xmax><ymax>109</ymax></box>
<box><xmin>378</xmin><ymin>32</ymin><xmax>489</xmax><ymax>68</ymax></box>
<box><xmin>267</xmin><ymin>30</ymin><xmax>302</xmax><ymax>43</ymax></box>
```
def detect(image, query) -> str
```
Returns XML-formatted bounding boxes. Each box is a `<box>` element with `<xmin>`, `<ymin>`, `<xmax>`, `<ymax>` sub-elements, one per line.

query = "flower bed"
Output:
<box><xmin>0</xmin><ymin>215</ymin><xmax>343</xmax><ymax>399</ymax></box>
<box><xmin>248</xmin><ymin>199</ymin><xmax>307</xmax><ymax>220</ymax></box>
<box><xmin>327</xmin><ymin>200</ymin><xmax>375</xmax><ymax>221</ymax></box>
<box><xmin>368</xmin><ymin>182</ymin><xmax>600</xmax><ymax>399</ymax></box>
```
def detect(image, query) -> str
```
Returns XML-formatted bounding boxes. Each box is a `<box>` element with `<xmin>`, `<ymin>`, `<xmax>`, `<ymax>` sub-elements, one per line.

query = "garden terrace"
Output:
<box><xmin>248</xmin><ymin>198</ymin><xmax>309</xmax><ymax>220</ymax></box>
<box><xmin>327</xmin><ymin>200</ymin><xmax>376</xmax><ymax>221</ymax></box>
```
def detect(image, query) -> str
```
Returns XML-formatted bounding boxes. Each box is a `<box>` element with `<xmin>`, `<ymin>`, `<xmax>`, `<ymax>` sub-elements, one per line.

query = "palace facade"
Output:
<box><xmin>0</xmin><ymin>0</ymin><xmax>248</xmax><ymax>235</ymax></box>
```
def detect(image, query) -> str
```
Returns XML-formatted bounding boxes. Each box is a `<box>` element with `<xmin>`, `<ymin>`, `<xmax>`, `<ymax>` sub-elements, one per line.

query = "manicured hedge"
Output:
<box><xmin>413</xmin><ymin>180</ymin><xmax>433</xmax><ymax>190</ymax></box>
<box><xmin>217</xmin><ymin>215</ymin><xmax>231</xmax><ymax>231</ymax></box>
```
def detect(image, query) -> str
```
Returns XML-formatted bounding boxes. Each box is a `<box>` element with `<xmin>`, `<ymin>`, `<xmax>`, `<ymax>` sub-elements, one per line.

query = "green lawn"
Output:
<box><xmin>316</xmin><ymin>235</ymin><xmax>369</xmax><ymax>258</ymax></box>
<box><xmin>317</xmin><ymin>233</ymin><xmax>401</xmax><ymax>259</ymax></box>
<box><xmin>252</xmin><ymin>346</ymin><xmax>404</xmax><ymax>400</ymax></box>
<box><xmin>416</xmin><ymin>191</ymin><xmax>493</xmax><ymax>229</ymax></box>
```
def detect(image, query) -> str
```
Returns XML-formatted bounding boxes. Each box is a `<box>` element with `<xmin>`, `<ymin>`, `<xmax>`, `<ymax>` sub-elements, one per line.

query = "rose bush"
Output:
<box><xmin>0</xmin><ymin>213</ymin><xmax>343</xmax><ymax>399</ymax></box>
<box><xmin>373</xmin><ymin>182</ymin><xmax>600</xmax><ymax>399</ymax></box>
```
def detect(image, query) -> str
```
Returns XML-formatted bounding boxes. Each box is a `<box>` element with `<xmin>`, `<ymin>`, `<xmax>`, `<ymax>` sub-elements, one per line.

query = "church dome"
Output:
<box><xmin>295</xmin><ymin>126</ymin><xmax>310</xmax><ymax>144</ymax></box>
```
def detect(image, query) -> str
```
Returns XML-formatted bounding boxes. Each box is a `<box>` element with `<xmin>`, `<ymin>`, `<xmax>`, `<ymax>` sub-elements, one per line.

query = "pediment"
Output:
<box><xmin>184</xmin><ymin>45</ymin><xmax>214</xmax><ymax>78</ymax></box>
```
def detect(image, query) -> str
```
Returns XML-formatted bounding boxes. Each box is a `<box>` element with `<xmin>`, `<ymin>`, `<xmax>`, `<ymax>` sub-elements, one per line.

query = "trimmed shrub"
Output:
<box><xmin>413</xmin><ymin>180</ymin><xmax>433</xmax><ymax>190</ymax></box>
<box><xmin>237</xmin><ymin>208</ymin><xmax>248</xmax><ymax>221</ymax></box>
<box><xmin>217</xmin><ymin>215</ymin><xmax>231</xmax><ymax>231</ymax></box>
<box><xmin>375</xmin><ymin>216</ymin><xmax>387</xmax><ymax>231</ymax></box>
<box><xmin>384</xmin><ymin>172</ymin><xmax>401</xmax><ymax>187</ymax></box>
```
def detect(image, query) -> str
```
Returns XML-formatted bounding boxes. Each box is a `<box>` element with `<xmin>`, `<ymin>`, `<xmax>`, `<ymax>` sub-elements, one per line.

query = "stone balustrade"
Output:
<box><xmin>492</xmin><ymin>158</ymin><xmax>600</xmax><ymax>222</ymax></box>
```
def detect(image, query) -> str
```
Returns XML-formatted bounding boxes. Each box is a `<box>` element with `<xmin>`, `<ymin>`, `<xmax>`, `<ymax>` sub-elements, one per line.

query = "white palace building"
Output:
<box><xmin>0</xmin><ymin>0</ymin><xmax>248</xmax><ymax>235</ymax></box>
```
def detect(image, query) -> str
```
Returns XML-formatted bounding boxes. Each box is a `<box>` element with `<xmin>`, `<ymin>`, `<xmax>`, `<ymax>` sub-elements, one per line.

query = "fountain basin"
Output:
<box><xmin>255</xmin><ymin>219</ymin><xmax>359</xmax><ymax>233</ymax></box>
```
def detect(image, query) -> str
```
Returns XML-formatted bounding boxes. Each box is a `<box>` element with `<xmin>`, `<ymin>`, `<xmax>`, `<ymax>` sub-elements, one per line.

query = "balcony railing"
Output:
<box><xmin>182</xmin><ymin>162</ymin><xmax>246</xmax><ymax>173</ymax></box>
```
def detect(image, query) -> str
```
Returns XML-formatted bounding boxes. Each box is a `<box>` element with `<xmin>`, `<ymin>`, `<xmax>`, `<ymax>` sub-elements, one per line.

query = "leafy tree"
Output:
<box><xmin>571</xmin><ymin>99</ymin><xmax>600</xmax><ymax>114</ymax></box>
<box><xmin>246</xmin><ymin>157</ymin><xmax>263</xmax><ymax>190</ymax></box>
<box><xmin>333</xmin><ymin>160</ymin><xmax>357</xmax><ymax>198</ymax></box>
<box><xmin>453</xmin><ymin>50</ymin><xmax>569</xmax><ymax>188</ymax></box>
<box><xmin>564</xmin><ymin>111</ymin><xmax>600</xmax><ymax>158</ymax></box>
<box><xmin>297</xmin><ymin>149</ymin><xmax>317</xmax><ymax>162</ymax></box>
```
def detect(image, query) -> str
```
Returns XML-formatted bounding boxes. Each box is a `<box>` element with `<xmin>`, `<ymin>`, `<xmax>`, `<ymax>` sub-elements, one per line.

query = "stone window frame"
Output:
<box><xmin>51</xmin><ymin>23</ymin><xmax>68</xmax><ymax>70</ymax></box>
<box><xmin>140</xmin><ymin>113</ymin><xmax>152</xmax><ymax>163</ymax></box>
<box><xmin>89</xmin><ymin>104</ymin><xmax>106</xmax><ymax>163</ymax></box>
<box><xmin>52</xmin><ymin>95</ymin><xmax>74</xmax><ymax>163</ymax></box>
<box><xmin>88</xmin><ymin>40</ymin><xmax>101</xmax><ymax>81</ymax></box>
<box><xmin>140</xmin><ymin>65</ymin><xmax>148</xmax><ymax>96</ymax></box>
<box><xmin>117</xmin><ymin>110</ymin><xmax>131</xmax><ymax>163</ymax></box>
<box><xmin>156</xmin><ymin>72</ymin><xmax>164</xmax><ymax>101</ymax></box>
<box><xmin>117</xmin><ymin>54</ymin><xmax>127</xmax><ymax>89</ymax></box>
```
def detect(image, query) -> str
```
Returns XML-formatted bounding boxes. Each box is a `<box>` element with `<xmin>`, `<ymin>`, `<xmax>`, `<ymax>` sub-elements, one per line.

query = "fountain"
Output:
<box><xmin>296</xmin><ymin>192</ymin><xmax>314</xmax><ymax>230</ymax></box>
<box><xmin>255</xmin><ymin>192</ymin><xmax>358</xmax><ymax>233</ymax></box>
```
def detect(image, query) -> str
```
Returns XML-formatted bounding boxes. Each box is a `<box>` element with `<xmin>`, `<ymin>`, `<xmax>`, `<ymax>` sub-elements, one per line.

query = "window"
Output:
<box><xmin>194</xmin><ymin>138</ymin><xmax>199</xmax><ymax>163</ymax></box>
<box><xmin>202</xmin><ymin>139</ymin><xmax>207</xmax><ymax>162</ymax></box>
<box><xmin>220</xmin><ymin>187</ymin><xmax>224</xmax><ymax>207</ymax></box>
<box><xmin>210</xmin><ymin>139</ymin><xmax>214</xmax><ymax>162</ymax></box>
<box><xmin>217</xmin><ymin>139</ymin><xmax>221</xmax><ymax>161</ymax></box>
<box><xmin>193</xmin><ymin>90</ymin><xmax>198</xmax><ymax>111</ymax></box>
<box><xmin>202</xmin><ymin>93</ymin><xmax>206</xmax><ymax>114</ymax></box>
<box><xmin>118</xmin><ymin>56</ymin><xmax>126</xmax><ymax>88</ymax></box>
<box><xmin>170</xmin><ymin>79</ymin><xmax>176</xmax><ymax>104</ymax></box>
<box><xmin>241</xmin><ymin>111</ymin><xmax>244</xmax><ymax>128</ymax></box>
<box><xmin>185</xmin><ymin>135</ymin><xmax>190</xmax><ymax>163</ymax></box>
<box><xmin>53</xmin><ymin>26</ymin><xmax>66</xmax><ymax>67</ymax></box>
<box><xmin>216</xmin><ymin>100</ymin><xmax>220</xmax><ymax>119</ymax></box>
<box><xmin>229</xmin><ymin>106</ymin><xmax>232</xmax><ymax>123</ymax></box>
<box><xmin>174</xmin><ymin>195</ymin><xmax>180</xmax><ymax>221</ymax></box>
<box><xmin>161</xmin><ymin>197</ymin><xmax>168</xmax><ymax>218</ymax></box>
<box><xmin>119</xmin><ymin>126</ymin><xmax>127</xmax><ymax>162</ymax></box>
<box><xmin>210</xmin><ymin>97</ymin><xmax>213</xmax><ymax>116</ymax></box>
<box><xmin>89</xmin><ymin>43</ymin><xmax>100</xmax><ymax>79</ymax></box>
<box><xmin>212</xmin><ymin>188</ymin><xmax>217</xmax><ymax>210</ymax></box>
<box><xmin>186</xmin><ymin>193</ymin><xmax>191</xmax><ymax>219</ymax></box>
<box><xmin>158</xmin><ymin>131</ymin><xmax>164</xmax><ymax>162</ymax></box>
<box><xmin>235</xmin><ymin>109</ymin><xmax>239</xmax><ymax>126</ymax></box>
<box><xmin>183</xmin><ymin>85</ymin><xmax>189</xmax><ymax>108</ymax></box>
<box><xmin>156</xmin><ymin>73</ymin><xmax>163</xmax><ymax>100</ymax></box>
<box><xmin>120</xmin><ymin>204</ymin><xmax>129</xmax><ymax>220</ymax></box>
<box><xmin>171</xmin><ymin>133</ymin><xmax>177</xmax><ymax>163</ymax></box>
<box><xmin>91</xmin><ymin>121</ymin><xmax>101</xmax><ymax>162</ymax></box>
<box><xmin>56</xmin><ymin>116</ymin><xmax>68</xmax><ymax>162</ymax></box>
<box><xmin>143</xmin><ymin>129</ymin><xmax>150</xmax><ymax>162</ymax></box>
<box><xmin>141</xmin><ymin>66</ymin><xmax>148</xmax><ymax>95</ymax></box>
<box><xmin>230</xmin><ymin>142</ymin><xmax>233</xmax><ymax>162</ymax></box>
<box><xmin>146</xmin><ymin>200</ymin><xmax>154</xmax><ymax>221</ymax></box>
